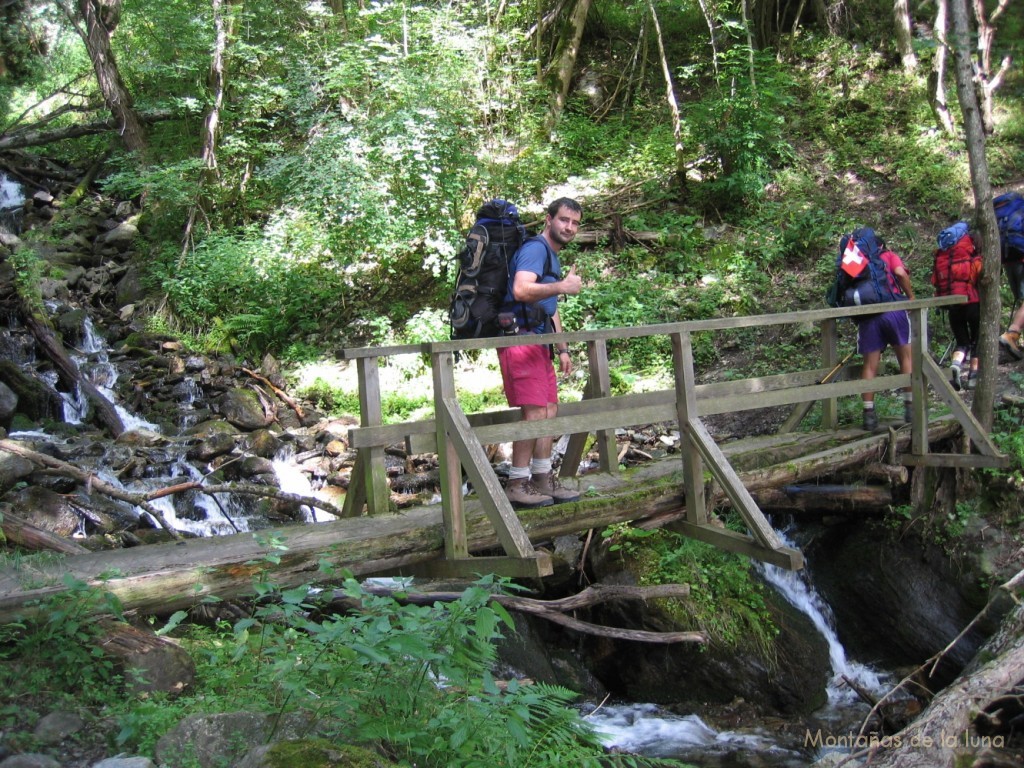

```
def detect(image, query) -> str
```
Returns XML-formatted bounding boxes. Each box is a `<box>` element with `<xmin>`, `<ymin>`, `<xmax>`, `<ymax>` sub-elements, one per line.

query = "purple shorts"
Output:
<box><xmin>856</xmin><ymin>309</ymin><xmax>911</xmax><ymax>355</ymax></box>
<box><xmin>498</xmin><ymin>343</ymin><xmax>557</xmax><ymax>407</ymax></box>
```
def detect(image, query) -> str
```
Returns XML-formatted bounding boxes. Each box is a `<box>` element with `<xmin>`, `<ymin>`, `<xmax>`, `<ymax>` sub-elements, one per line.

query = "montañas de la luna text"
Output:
<box><xmin>804</xmin><ymin>730</ymin><xmax>1005</xmax><ymax>751</ymax></box>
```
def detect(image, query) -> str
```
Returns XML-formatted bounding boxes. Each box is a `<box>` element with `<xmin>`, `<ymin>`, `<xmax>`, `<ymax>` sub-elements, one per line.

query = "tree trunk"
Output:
<box><xmin>542</xmin><ymin>0</ymin><xmax>592</xmax><ymax>137</ymax></box>
<box><xmin>893</xmin><ymin>0</ymin><xmax>918</xmax><ymax>71</ymax></box>
<box><xmin>74</xmin><ymin>0</ymin><xmax>148</xmax><ymax>155</ymax></box>
<box><xmin>870</xmin><ymin>599</ymin><xmax>1024</xmax><ymax>768</ymax></box>
<box><xmin>647</xmin><ymin>0</ymin><xmax>687</xmax><ymax>198</ymax></box>
<box><xmin>928</xmin><ymin>0</ymin><xmax>956</xmax><ymax>135</ymax></box>
<box><xmin>950</xmin><ymin>0</ymin><xmax>999</xmax><ymax>431</ymax></box>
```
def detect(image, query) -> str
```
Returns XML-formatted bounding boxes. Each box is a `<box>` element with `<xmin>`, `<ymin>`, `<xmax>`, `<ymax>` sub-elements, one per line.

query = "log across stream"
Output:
<box><xmin>0</xmin><ymin>418</ymin><xmax>960</xmax><ymax>623</ymax></box>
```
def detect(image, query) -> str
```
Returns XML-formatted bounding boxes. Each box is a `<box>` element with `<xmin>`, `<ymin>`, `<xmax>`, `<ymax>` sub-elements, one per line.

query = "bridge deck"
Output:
<box><xmin>340</xmin><ymin>299</ymin><xmax>1005</xmax><ymax>578</ymax></box>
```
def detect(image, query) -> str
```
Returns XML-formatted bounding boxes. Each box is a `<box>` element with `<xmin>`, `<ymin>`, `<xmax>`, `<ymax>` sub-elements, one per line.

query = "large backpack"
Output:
<box><xmin>994</xmin><ymin>191</ymin><xmax>1024</xmax><ymax>262</ymax></box>
<box><xmin>931</xmin><ymin>222</ymin><xmax>980</xmax><ymax>302</ymax></box>
<box><xmin>827</xmin><ymin>227</ymin><xmax>906</xmax><ymax>308</ymax></box>
<box><xmin>448</xmin><ymin>199</ymin><xmax>527</xmax><ymax>339</ymax></box>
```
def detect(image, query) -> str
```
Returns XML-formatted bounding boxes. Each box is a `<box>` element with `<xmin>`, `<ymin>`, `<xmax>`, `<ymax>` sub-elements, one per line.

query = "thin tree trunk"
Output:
<box><xmin>542</xmin><ymin>0</ymin><xmax>592</xmax><ymax>137</ymax></box>
<box><xmin>970</xmin><ymin>0</ymin><xmax>1012</xmax><ymax>135</ymax></box>
<box><xmin>929</xmin><ymin>0</ymin><xmax>956</xmax><ymax>135</ymax></box>
<box><xmin>950</xmin><ymin>0</ymin><xmax>999</xmax><ymax>431</ymax></box>
<box><xmin>73</xmin><ymin>0</ymin><xmax>148</xmax><ymax>155</ymax></box>
<box><xmin>893</xmin><ymin>0</ymin><xmax>918</xmax><ymax>71</ymax></box>
<box><xmin>647</xmin><ymin>0</ymin><xmax>687</xmax><ymax>199</ymax></box>
<box><xmin>179</xmin><ymin>0</ymin><xmax>229</xmax><ymax>265</ymax></box>
<box><xmin>695</xmin><ymin>0</ymin><xmax>720</xmax><ymax>76</ymax></box>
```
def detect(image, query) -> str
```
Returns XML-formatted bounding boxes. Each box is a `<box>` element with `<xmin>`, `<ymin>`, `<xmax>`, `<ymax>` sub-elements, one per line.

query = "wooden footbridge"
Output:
<box><xmin>339</xmin><ymin>296</ymin><xmax>1006</xmax><ymax>580</ymax></box>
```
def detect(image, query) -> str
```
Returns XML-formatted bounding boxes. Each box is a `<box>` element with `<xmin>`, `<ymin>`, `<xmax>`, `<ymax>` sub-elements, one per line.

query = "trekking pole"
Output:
<box><xmin>817</xmin><ymin>348</ymin><xmax>857</xmax><ymax>385</ymax></box>
<box><xmin>778</xmin><ymin>348</ymin><xmax>858</xmax><ymax>434</ymax></box>
<box><xmin>937</xmin><ymin>339</ymin><xmax>955</xmax><ymax>368</ymax></box>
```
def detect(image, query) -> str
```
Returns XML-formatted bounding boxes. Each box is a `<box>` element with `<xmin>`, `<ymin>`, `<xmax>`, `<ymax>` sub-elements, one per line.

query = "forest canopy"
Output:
<box><xmin>1</xmin><ymin>0</ymin><xmax>1023</xmax><ymax>368</ymax></box>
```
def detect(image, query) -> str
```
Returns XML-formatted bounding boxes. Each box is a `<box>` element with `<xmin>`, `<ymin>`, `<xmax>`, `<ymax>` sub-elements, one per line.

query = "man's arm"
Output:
<box><xmin>511</xmin><ymin>264</ymin><xmax>581</xmax><ymax>303</ymax></box>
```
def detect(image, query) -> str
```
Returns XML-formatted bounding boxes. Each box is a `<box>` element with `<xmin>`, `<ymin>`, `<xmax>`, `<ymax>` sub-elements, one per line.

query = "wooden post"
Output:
<box><xmin>909</xmin><ymin>307</ymin><xmax>928</xmax><ymax>455</ymax></box>
<box><xmin>341</xmin><ymin>356</ymin><xmax>390</xmax><ymax>517</ymax></box>
<box><xmin>820</xmin><ymin>318</ymin><xmax>840</xmax><ymax>430</ymax></box>
<box><xmin>432</xmin><ymin>351</ymin><xmax>467</xmax><ymax>559</ymax></box>
<box><xmin>562</xmin><ymin>338</ymin><xmax>617</xmax><ymax>476</ymax></box>
<box><xmin>671</xmin><ymin>330</ymin><xmax>706</xmax><ymax>524</ymax></box>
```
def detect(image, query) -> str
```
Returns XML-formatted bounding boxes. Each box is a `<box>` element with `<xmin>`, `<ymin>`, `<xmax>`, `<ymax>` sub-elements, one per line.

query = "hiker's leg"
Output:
<box><xmin>860</xmin><ymin>350</ymin><xmax>881</xmax><ymax>404</ymax></box>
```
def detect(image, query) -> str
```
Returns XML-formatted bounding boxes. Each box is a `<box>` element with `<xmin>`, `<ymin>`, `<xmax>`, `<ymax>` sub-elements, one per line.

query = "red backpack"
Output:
<box><xmin>931</xmin><ymin>224</ymin><xmax>980</xmax><ymax>303</ymax></box>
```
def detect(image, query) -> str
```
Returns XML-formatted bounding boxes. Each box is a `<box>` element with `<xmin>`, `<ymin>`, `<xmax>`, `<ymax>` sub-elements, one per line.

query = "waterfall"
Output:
<box><xmin>0</xmin><ymin>172</ymin><xmax>25</xmax><ymax>234</ymax></box>
<box><xmin>757</xmin><ymin>528</ymin><xmax>886</xmax><ymax>704</ymax></box>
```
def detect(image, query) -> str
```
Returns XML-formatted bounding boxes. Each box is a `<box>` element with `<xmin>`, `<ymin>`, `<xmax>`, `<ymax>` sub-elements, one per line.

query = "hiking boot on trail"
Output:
<box><xmin>531</xmin><ymin>471</ymin><xmax>580</xmax><ymax>504</ymax></box>
<box><xmin>967</xmin><ymin>370</ymin><xmax>978</xmax><ymax>390</ymax></box>
<box><xmin>505</xmin><ymin>477</ymin><xmax>554</xmax><ymax>509</ymax></box>
<box><xmin>1000</xmin><ymin>330</ymin><xmax>1023</xmax><ymax>360</ymax></box>
<box><xmin>862</xmin><ymin>409</ymin><xmax>878</xmax><ymax>431</ymax></box>
<box><xmin>950</xmin><ymin>363</ymin><xmax>962</xmax><ymax>391</ymax></box>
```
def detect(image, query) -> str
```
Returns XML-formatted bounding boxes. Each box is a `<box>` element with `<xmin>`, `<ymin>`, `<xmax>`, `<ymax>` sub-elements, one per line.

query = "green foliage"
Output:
<box><xmin>600</xmin><ymin>524</ymin><xmax>777</xmax><ymax>656</ymax></box>
<box><xmin>684</xmin><ymin>47</ymin><xmax>796</xmax><ymax>211</ymax></box>
<box><xmin>108</xmin><ymin>574</ymin><xmax>680</xmax><ymax>767</ymax></box>
<box><xmin>7</xmin><ymin>246</ymin><xmax>45</xmax><ymax>313</ymax></box>
<box><xmin>1</xmin><ymin>575</ymin><xmax>123</xmax><ymax>702</ymax></box>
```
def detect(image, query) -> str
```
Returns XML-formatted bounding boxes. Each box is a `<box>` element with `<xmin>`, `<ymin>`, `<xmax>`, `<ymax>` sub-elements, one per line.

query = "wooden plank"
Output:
<box><xmin>900</xmin><ymin>454</ymin><xmax>1009</xmax><ymax>468</ymax></box>
<box><xmin>908</xmin><ymin>308</ymin><xmax>929</xmax><ymax>454</ymax></box>
<box><xmin>670</xmin><ymin>521</ymin><xmax>804</xmax><ymax>571</ymax></box>
<box><xmin>440</xmin><ymin>396</ymin><xmax>535</xmax><ymax>559</ymax></box>
<box><xmin>685</xmin><ymin>418</ymin><xmax>784</xmax><ymax>550</ymax></box>
<box><xmin>340</xmin><ymin>451</ymin><xmax>368</xmax><ymax>518</ymax></box>
<box><xmin>349</xmin><ymin>369</ymin><xmax>902</xmax><ymax>451</ymax></box>
<box><xmin>920</xmin><ymin>354</ymin><xmax>1005</xmax><ymax>458</ymax></box>
<box><xmin>414</xmin><ymin>552</ymin><xmax>554</xmax><ymax>579</ymax></box>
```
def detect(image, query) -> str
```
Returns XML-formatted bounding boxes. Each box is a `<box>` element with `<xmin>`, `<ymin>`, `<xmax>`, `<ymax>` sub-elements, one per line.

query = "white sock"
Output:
<box><xmin>530</xmin><ymin>458</ymin><xmax>552</xmax><ymax>476</ymax></box>
<box><xmin>509</xmin><ymin>465</ymin><xmax>531</xmax><ymax>481</ymax></box>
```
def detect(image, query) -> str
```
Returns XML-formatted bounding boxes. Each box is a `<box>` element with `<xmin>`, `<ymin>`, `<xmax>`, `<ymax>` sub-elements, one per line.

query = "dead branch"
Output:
<box><xmin>242</xmin><ymin>367</ymin><xmax>305</xmax><ymax>420</ymax></box>
<box><xmin>0</xmin><ymin>439</ymin><xmax>179</xmax><ymax>539</ymax></box>
<box><xmin>349</xmin><ymin>583</ymin><xmax>706</xmax><ymax>644</ymax></box>
<box><xmin>0</xmin><ymin>511</ymin><xmax>90</xmax><ymax>555</ymax></box>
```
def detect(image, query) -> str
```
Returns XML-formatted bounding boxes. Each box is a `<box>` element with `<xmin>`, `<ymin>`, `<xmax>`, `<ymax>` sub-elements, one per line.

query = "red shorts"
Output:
<box><xmin>498</xmin><ymin>343</ymin><xmax>558</xmax><ymax>407</ymax></box>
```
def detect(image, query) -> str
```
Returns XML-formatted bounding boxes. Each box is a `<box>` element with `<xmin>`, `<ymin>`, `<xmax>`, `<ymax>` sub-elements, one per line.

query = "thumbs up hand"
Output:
<box><xmin>561</xmin><ymin>264</ymin><xmax>582</xmax><ymax>296</ymax></box>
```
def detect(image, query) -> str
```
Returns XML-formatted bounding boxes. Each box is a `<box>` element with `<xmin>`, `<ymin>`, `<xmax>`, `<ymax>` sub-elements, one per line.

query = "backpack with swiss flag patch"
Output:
<box><xmin>826</xmin><ymin>227</ymin><xmax>906</xmax><ymax>308</ymax></box>
<box><xmin>931</xmin><ymin>222</ymin><xmax>980</xmax><ymax>302</ymax></box>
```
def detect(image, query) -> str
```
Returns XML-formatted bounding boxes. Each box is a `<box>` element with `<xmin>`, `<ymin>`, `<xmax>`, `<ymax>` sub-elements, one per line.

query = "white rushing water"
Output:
<box><xmin>757</xmin><ymin>528</ymin><xmax>886</xmax><ymax>704</ymax></box>
<box><xmin>0</xmin><ymin>172</ymin><xmax>25</xmax><ymax>234</ymax></box>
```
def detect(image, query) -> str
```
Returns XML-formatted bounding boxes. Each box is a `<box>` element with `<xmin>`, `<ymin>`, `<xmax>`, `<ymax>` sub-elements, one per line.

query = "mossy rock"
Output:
<box><xmin>239</xmin><ymin>738</ymin><xmax>395</xmax><ymax>768</ymax></box>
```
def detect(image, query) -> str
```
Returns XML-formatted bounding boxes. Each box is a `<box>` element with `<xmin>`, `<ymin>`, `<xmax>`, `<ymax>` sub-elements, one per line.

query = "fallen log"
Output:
<box><xmin>347</xmin><ymin>583</ymin><xmax>706</xmax><ymax>644</ymax></box>
<box><xmin>0</xmin><ymin>108</ymin><xmax>181</xmax><ymax>150</ymax></box>
<box><xmin>0</xmin><ymin>419</ymin><xmax>963</xmax><ymax>623</ymax></box>
<box><xmin>749</xmin><ymin>483</ymin><xmax>893</xmax><ymax>514</ymax></box>
<box><xmin>0</xmin><ymin>511</ymin><xmax>89</xmax><ymax>555</ymax></box>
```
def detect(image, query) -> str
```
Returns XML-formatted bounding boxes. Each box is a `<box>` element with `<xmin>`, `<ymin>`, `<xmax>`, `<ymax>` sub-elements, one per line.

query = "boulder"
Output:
<box><xmin>217</xmin><ymin>388</ymin><xmax>268</xmax><ymax>430</ymax></box>
<box><xmin>155</xmin><ymin>712</ymin><xmax>314</xmax><ymax>768</ymax></box>
<box><xmin>0</xmin><ymin>381</ymin><xmax>17</xmax><ymax>427</ymax></box>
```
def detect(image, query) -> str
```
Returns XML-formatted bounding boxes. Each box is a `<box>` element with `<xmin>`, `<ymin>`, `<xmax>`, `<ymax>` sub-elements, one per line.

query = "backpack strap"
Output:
<box><xmin>510</xmin><ymin>236</ymin><xmax>559</xmax><ymax>332</ymax></box>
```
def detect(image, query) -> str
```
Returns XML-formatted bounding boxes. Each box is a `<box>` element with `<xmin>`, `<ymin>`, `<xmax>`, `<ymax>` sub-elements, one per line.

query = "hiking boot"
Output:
<box><xmin>949</xmin><ymin>364</ymin><xmax>962</xmax><ymax>391</ymax></box>
<box><xmin>504</xmin><ymin>478</ymin><xmax>554</xmax><ymax>509</ymax></box>
<box><xmin>904</xmin><ymin>401</ymin><xmax>913</xmax><ymax>424</ymax></box>
<box><xmin>967</xmin><ymin>370</ymin><xmax>978</xmax><ymax>390</ymax></box>
<box><xmin>862</xmin><ymin>409</ymin><xmax>878</xmax><ymax>431</ymax></box>
<box><xmin>999</xmin><ymin>330</ymin><xmax>1023</xmax><ymax>360</ymax></box>
<box><xmin>531</xmin><ymin>472</ymin><xmax>580</xmax><ymax>504</ymax></box>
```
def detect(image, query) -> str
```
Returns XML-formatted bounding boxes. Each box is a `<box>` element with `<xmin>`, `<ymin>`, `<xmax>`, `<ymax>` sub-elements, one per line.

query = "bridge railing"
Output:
<box><xmin>339</xmin><ymin>296</ymin><xmax>1003</xmax><ymax>578</ymax></box>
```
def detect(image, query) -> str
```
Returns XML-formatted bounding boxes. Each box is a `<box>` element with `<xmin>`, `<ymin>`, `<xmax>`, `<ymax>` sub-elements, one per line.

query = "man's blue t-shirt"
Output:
<box><xmin>504</xmin><ymin>237</ymin><xmax>560</xmax><ymax>333</ymax></box>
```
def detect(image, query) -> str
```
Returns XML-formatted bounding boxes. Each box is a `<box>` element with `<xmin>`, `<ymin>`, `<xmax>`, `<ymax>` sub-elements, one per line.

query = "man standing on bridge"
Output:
<box><xmin>498</xmin><ymin>197</ymin><xmax>584</xmax><ymax>509</ymax></box>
